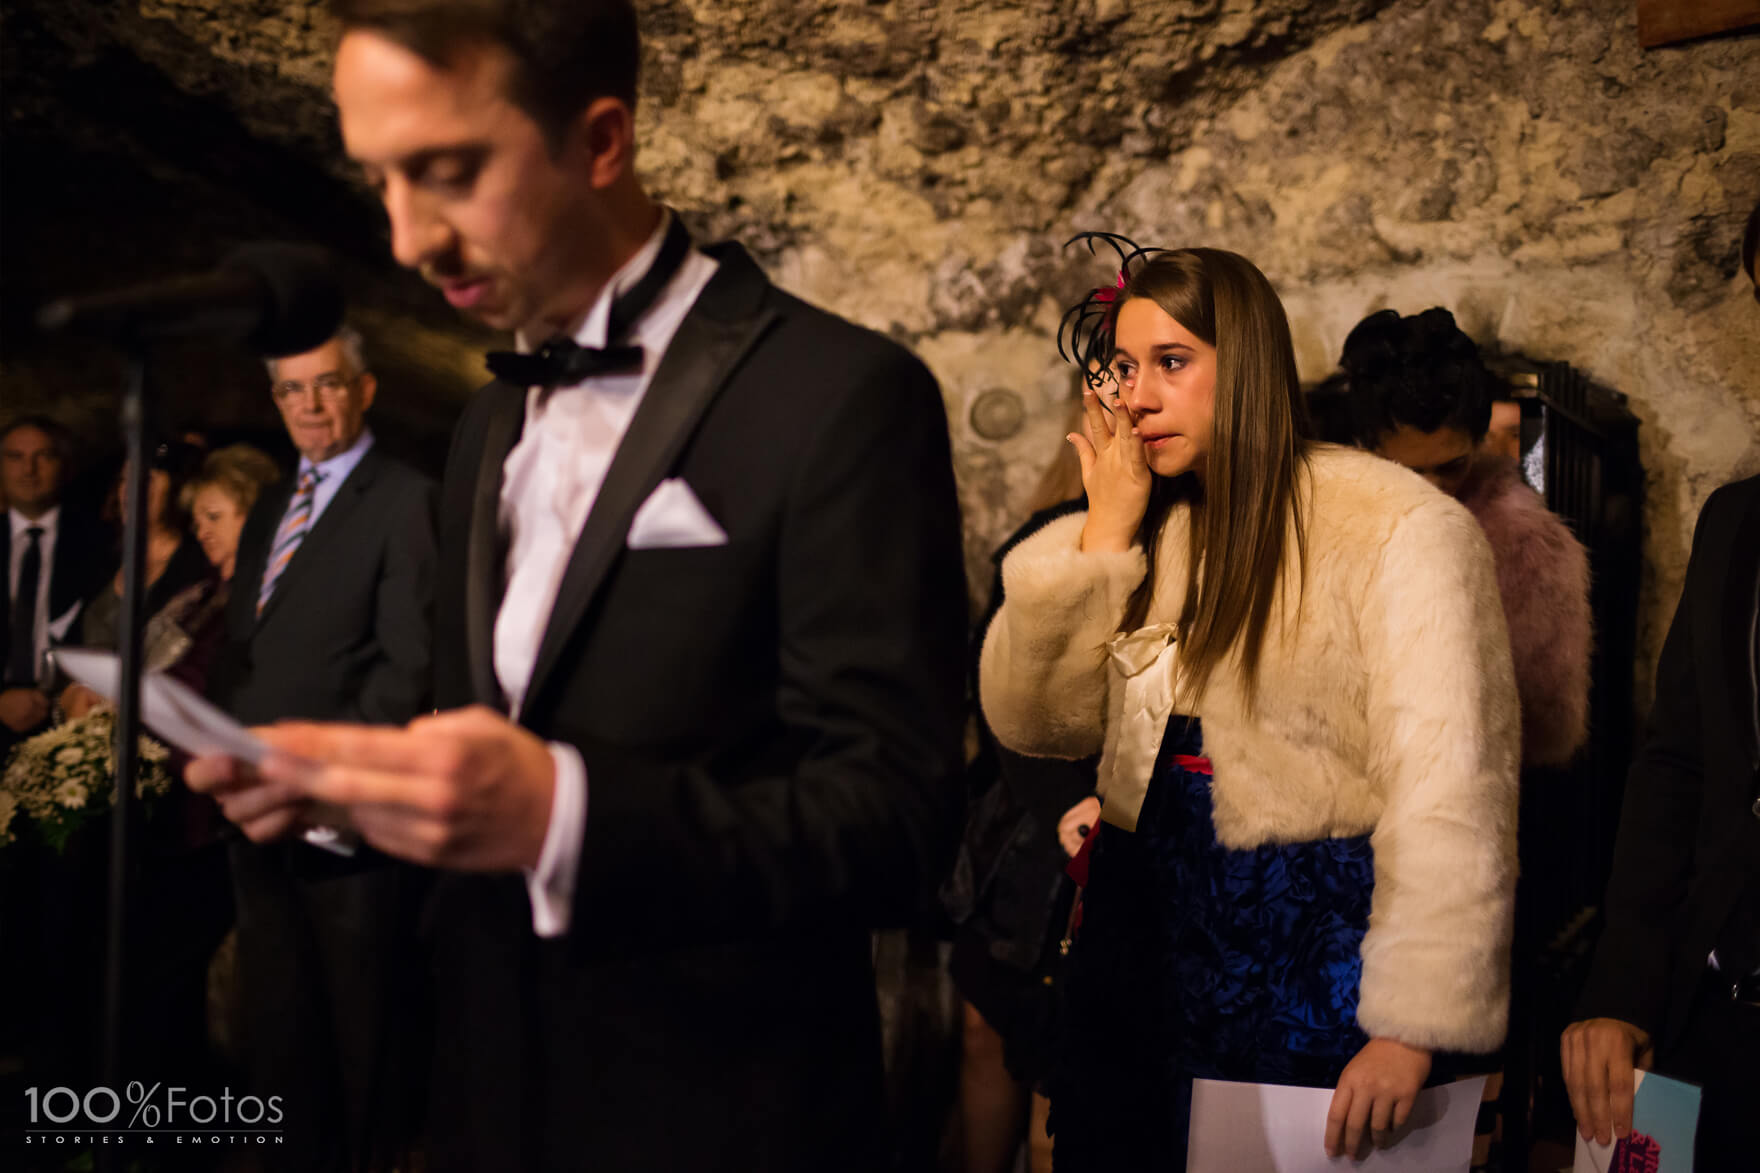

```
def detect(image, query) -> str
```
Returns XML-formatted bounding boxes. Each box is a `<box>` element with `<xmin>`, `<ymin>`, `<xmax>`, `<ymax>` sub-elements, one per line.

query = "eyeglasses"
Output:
<box><xmin>271</xmin><ymin>372</ymin><xmax>356</xmax><ymax>403</ymax></box>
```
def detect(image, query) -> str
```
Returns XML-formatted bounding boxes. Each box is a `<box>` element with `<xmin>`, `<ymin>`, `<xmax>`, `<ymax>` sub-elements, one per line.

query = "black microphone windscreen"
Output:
<box><xmin>223</xmin><ymin>242</ymin><xmax>345</xmax><ymax>357</ymax></box>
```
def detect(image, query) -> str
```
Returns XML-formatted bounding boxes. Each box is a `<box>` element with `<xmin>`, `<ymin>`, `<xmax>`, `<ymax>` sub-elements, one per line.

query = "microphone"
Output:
<box><xmin>36</xmin><ymin>242</ymin><xmax>345</xmax><ymax>357</ymax></box>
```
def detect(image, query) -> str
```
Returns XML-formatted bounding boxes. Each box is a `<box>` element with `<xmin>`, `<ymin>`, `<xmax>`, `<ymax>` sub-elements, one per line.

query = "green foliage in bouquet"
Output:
<box><xmin>0</xmin><ymin>708</ymin><xmax>173</xmax><ymax>852</ymax></box>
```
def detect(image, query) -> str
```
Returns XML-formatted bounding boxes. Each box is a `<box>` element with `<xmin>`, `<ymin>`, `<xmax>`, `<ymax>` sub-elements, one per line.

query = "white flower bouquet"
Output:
<box><xmin>0</xmin><ymin>707</ymin><xmax>173</xmax><ymax>852</ymax></box>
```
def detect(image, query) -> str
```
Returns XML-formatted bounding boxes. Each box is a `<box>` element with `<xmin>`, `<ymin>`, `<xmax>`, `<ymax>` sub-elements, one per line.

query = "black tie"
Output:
<box><xmin>485</xmin><ymin>213</ymin><xmax>695</xmax><ymax>388</ymax></box>
<box><xmin>8</xmin><ymin>525</ymin><xmax>44</xmax><ymax>686</ymax></box>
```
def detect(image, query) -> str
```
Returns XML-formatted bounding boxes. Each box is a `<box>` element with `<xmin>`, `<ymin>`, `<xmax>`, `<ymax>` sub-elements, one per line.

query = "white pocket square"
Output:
<box><xmin>627</xmin><ymin>478</ymin><xmax>728</xmax><ymax>550</ymax></box>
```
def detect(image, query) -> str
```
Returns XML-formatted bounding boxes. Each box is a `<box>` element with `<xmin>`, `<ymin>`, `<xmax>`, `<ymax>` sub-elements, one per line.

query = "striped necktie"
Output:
<box><xmin>257</xmin><ymin>467</ymin><xmax>324</xmax><ymax>616</ymax></box>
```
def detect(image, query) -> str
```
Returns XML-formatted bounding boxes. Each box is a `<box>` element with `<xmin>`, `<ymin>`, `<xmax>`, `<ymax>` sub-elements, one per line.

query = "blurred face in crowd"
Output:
<box><xmin>1376</xmin><ymin>424</ymin><xmax>1475</xmax><ymax>498</ymax></box>
<box><xmin>113</xmin><ymin>462</ymin><xmax>173</xmax><ymax>530</ymax></box>
<box><xmin>333</xmin><ymin>31</ymin><xmax>617</xmax><ymax>335</ymax></box>
<box><xmin>191</xmin><ymin>484</ymin><xmax>250</xmax><ymax>580</ymax></box>
<box><xmin>1</xmin><ymin>425</ymin><xmax>64</xmax><ymax>519</ymax></box>
<box><xmin>270</xmin><ymin>338</ymin><xmax>376</xmax><ymax>464</ymax></box>
<box><xmin>1484</xmin><ymin>400</ymin><xmax>1522</xmax><ymax>464</ymax></box>
<box><xmin>1110</xmin><ymin>296</ymin><xmax>1218</xmax><ymax>479</ymax></box>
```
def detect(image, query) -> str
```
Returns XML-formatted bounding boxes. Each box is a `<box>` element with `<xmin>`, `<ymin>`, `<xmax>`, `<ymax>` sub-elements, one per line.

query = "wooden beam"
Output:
<box><xmin>1638</xmin><ymin>0</ymin><xmax>1760</xmax><ymax>48</ymax></box>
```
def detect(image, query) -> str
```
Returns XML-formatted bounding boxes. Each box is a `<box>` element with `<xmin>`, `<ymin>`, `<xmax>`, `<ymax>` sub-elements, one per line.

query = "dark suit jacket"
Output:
<box><xmin>208</xmin><ymin>444</ymin><xmax>437</xmax><ymax>1170</ymax></box>
<box><xmin>1</xmin><ymin>505</ymin><xmax>114</xmax><ymax>759</ymax></box>
<box><xmin>209</xmin><ymin>444</ymin><xmax>437</xmax><ymax>727</ymax></box>
<box><xmin>1576</xmin><ymin>473</ymin><xmax>1760</xmax><ymax>1056</ymax></box>
<box><xmin>426</xmin><ymin>242</ymin><xmax>969</xmax><ymax>1172</ymax></box>
<box><xmin>1</xmin><ymin>504</ymin><xmax>115</xmax><ymax>684</ymax></box>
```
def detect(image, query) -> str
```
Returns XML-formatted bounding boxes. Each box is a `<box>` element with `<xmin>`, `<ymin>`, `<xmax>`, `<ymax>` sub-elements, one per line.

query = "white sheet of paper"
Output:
<box><xmin>1187</xmin><ymin>1075</ymin><xmax>1488</xmax><ymax>1173</ymax></box>
<box><xmin>54</xmin><ymin>648</ymin><xmax>355</xmax><ymax>855</ymax></box>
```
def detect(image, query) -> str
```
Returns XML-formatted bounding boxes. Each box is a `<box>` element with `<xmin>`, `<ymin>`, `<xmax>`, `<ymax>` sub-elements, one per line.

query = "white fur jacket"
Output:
<box><xmin>978</xmin><ymin>444</ymin><xmax>1520</xmax><ymax>1054</ymax></box>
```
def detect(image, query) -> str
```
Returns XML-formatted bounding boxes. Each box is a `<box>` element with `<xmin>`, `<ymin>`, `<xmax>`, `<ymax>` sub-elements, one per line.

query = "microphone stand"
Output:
<box><xmin>34</xmin><ymin>246</ymin><xmax>342</xmax><ymax>1173</ymax></box>
<box><xmin>98</xmin><ymin>350</ymin><xmax>151</xmax><ymax>1173</ymax></box>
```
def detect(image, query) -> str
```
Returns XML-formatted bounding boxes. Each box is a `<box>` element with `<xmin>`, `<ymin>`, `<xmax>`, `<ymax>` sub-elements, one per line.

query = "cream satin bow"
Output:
<box><xmin>1096</xmin><ymin>623</ymin><xmax>1182</xmax><ymax>831</ymax></box>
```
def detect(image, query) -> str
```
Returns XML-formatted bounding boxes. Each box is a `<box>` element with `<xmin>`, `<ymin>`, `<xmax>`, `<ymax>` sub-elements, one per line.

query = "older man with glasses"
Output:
<box><xmin>206</xmin><ymin>323</ymin><xmax>438</xmax><ymax>1172</ymax></box>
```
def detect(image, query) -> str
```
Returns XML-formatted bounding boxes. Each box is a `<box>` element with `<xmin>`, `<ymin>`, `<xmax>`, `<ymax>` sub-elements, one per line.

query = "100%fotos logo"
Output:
<box><xmin>24</xmin><ymin>1082</ymin><xmax>285</xmax><ymax>1129</ymax></box>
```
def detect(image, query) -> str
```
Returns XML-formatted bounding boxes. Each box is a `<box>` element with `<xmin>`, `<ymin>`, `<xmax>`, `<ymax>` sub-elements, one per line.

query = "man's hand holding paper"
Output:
<box><xmin>56</xmin><ymin>647</ymin><xmax>350</xmax><ymax>853</ymax></box>
<box><xmin>245</xmin><ymin>707</ymin><xmax>557</xmax><ymax>872</ymax></box>
<box><xmin>184</xmin><ymin>751</ymin><xmax>316</xmax><ymax>844</ymax></box>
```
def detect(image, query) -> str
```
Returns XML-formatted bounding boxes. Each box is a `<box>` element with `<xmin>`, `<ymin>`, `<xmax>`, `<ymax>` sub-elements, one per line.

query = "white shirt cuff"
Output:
<box><xmin>524</xmin><ymin>742</ymin><xmax>588</xmax><ymax>938</ymax></box>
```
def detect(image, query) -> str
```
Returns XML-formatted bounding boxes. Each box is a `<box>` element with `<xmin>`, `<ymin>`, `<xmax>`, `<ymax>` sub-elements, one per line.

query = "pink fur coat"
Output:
<box><xmin>1455</xmin><ymin>452</ymin><xmax>1592</xmax><ymax>768</ymax></box>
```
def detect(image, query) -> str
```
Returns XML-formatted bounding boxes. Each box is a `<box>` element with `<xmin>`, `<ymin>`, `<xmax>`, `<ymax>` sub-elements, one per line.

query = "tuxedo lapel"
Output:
<box><xmin>466</xmin><ymin>386</ymin><xmax>528</xmax><ymax>711</ymax></box>
<box><xmin>255</xmin><ymin>449</ymin><xmax>381</xmax><ymax>628</ymax></box>
<box><xmin>520</xmin><ymin>245</ymin><xmax>778</xmax><ymax>715</ymax></box>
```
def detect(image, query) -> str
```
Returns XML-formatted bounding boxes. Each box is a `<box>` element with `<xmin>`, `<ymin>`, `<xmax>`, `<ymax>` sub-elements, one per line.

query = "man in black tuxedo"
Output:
<box><xmin>2</xmin><ymin>415</ymin><xmax>113</xmax><ymax>756</ymax></box>
<box><xmin>208</xmin><ymin>325</ymin><xmax>437</xmax><ymax>1171</ymax></box>
<box><xmin>189</xmin><ymin>1</ymin><xmax>968</xmax><ymax>1169</ymax></box>
<box><xmin>1562</xmin><ymin>206</ymin><xmax>1760</xmax><ymax>1167</ymax></box>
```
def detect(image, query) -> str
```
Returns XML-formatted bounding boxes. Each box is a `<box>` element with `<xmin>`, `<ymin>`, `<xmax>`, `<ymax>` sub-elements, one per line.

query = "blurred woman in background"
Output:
<box><xmin>185</xmin><ymin>443</ymin><xmax>282</xmax><ymax>583</ymax></box>
<box><xmin>1340</xmin><ymin>307</ymin><xmax>1591</xmax><ymax>768</ymax></box>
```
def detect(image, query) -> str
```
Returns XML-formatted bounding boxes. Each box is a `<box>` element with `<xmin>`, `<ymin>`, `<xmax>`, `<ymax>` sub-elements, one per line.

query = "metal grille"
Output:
<box><xmin>1530</xmin><ymin>361</ymin><xmax>1644</xmax><ymax>944</ymax></box>
<box><xmin>1507</xmin><ymin>360</ymin><xmax>1643</xmax><ymax>1171</ymax></box>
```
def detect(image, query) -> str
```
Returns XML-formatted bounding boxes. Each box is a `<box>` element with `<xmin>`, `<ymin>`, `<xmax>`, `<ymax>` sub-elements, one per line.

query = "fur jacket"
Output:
<box><xmin>1455</xmin><ymin>451</ymin><xmax>1591</xmax><ymax>767</ymax></box>
<box><xmin>978</xmin><ymin>444</ymin><xmax>1520</xmax><ymax>1053</ymax></box>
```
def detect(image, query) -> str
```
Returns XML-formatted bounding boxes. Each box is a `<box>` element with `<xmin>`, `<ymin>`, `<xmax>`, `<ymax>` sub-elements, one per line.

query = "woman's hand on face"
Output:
<box><xmin>1069</xmin><ymin>380</ymin><xmax>1151</xmax><ymax>553</ymax></box>
<box><xmin>1324</xmin><ymin>1037</ymin><xmax>1432</xmax><ymax>1159</ymax></box>
<box><xmin>1056</xmin><ymin>795</ymin><xmax>1102</xmax><ymax>857</ymax></box>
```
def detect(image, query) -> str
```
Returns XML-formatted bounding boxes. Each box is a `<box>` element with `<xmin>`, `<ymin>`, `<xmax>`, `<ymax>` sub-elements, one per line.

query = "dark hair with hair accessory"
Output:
<box><xmin>1057</xmin><ymin>232</ymin><xmax>1168</xmax><ymax>395</ymax></box>
<box><xmin>1339</xmin><ymin>307</ymin><xmax>1497</xmax><ymax>446</ymax></box>
<box><xmin>144</xmin><ymin>438</ymin><xmax>205</xmax><ymax>533</ymax></box>
<box><xmin>151</xmin><ymin>439</ymin><xmax>204</xmax><ymax>482</ymax></box>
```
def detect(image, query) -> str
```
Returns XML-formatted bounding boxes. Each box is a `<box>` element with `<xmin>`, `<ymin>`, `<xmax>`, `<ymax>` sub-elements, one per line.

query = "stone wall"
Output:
<box><xmin>4</xmin><ymin>0</ymin><xmax>1756</xmax><ymax>702</ymax></box>
<box><xmin>634</xmin><ymin>0</ymin><xmax>1759</xmax><ymax>700</ymax></box>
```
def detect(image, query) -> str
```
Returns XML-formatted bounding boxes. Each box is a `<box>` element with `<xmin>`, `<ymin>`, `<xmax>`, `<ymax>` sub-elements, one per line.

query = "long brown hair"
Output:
<box><xmin>1027</xmin><ymin>379</ymin><xmax>1090</xmax><ymax>513</ymax></box>
<box><xmin>1116</xmin><ymin>249</ymin><xmax>1312</xmax><ymax>709</ymax></box>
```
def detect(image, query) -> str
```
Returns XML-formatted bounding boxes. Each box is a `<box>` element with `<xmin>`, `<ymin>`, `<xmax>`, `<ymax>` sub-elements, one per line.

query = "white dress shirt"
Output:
<box><xmin>8</xmin><ymin>505</ymin><xmax>63</xmax><ymax>685</ymax></box>
<box><xmin>495</xmin><ymin>211</ymin><xmax>719</xmax><ymax>936</ymax></box>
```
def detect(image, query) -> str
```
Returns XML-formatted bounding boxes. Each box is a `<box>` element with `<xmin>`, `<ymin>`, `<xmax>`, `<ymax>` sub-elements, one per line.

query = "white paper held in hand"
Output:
<box><xmin>53</xmin><ymin>648</ymin><xmax>358</xmax><ymax>856</ymax></box>
<box><xmin>1185</xmin><ymin>1075</ymin><xmax>1488</xmax><ymax>1172</ymax></box>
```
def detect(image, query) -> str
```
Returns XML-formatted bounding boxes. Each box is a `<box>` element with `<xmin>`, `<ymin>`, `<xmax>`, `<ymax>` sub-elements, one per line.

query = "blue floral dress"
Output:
<box><xmin>1048</xmin><ymin>715</ymin><xmax>1376</xmax><ymax>1169</ymax></box>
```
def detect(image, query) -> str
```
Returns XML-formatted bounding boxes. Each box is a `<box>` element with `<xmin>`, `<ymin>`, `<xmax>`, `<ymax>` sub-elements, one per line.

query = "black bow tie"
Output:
<box><xmin>485</xmin><ymin>211</ymin><xmax>694</xmax><ymax>389</ymax></box>
<box><xmin>485</xmin><ymin>337</ymin><xmax>644</xmax><ymax>386</ymax></box>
